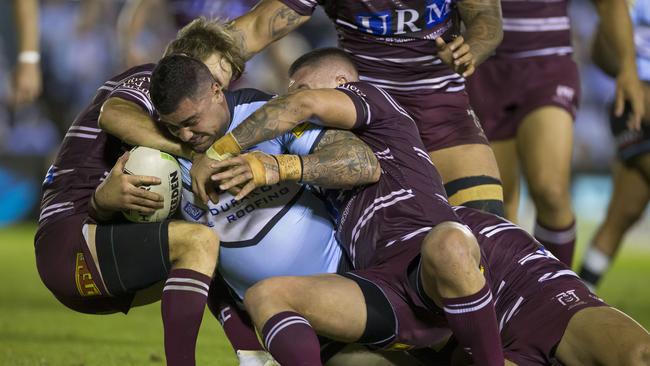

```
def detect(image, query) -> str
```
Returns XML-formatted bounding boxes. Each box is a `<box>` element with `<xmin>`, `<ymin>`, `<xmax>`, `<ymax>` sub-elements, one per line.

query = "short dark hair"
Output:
<box><xmin>164</xmin><ymin>17</ymin><xmax>245</xmax><ymax>81</ymax></box>
<box><xmin>288</xmin><ymin>47</ymin><xmax>357</xmax><ymax>77</ymax></box>
<box><xmin>150</xmin><ymin>54</ymin><xmax>214</xmax><ymax>115</ymax></box>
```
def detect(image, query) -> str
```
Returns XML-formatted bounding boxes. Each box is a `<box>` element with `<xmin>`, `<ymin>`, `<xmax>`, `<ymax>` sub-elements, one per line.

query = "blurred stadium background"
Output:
<box><xmin>0</xmin><ymin>1</ymin><xmax>648</xmax><ymax>365</ymax></box>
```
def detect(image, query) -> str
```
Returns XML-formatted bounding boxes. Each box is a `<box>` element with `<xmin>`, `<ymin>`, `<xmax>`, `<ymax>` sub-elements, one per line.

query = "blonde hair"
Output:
<box><xmin>164</xmin><ymin>17</ymin><xmax>245</xmax><ymax>81</ymax></box>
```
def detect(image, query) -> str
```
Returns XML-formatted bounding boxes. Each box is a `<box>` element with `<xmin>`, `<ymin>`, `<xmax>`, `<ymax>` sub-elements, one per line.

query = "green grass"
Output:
<box><xmin>1</xmin><ymin>222</ymin><xmax>649</xmax><ymax>365</ymax></box>
<box><xmin>0</xmin><ymin>224</ymin><xmax>236</xmax><ymax>366</ymax></box>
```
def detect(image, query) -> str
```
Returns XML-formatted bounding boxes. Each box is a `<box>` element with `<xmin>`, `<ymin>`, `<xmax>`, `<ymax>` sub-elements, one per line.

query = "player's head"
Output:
<box><xmin>164</xmin><ymin>17</ymin><xmax>245</xmax><ymax>88</ymax></box>
<box><xmin>150</xmin><ymin>54</ymin><xmax>230</xmax><ymax>153</ymax></box>
<box><xmin>288</xmin><ymin>48</ymin><xmax>358</xmax><ymax>92</ymax></box>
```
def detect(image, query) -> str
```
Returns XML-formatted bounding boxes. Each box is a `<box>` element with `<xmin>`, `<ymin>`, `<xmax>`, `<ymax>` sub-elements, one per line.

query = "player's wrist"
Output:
<box><xmin>274</xmin><ymin>154</ymin><xmax>303</xmax><ymax>182</ymax></box>
<box><xmin>17</xmin><ymin>51</ymin><xmax>40</xmax><ymax>64</ymax></box>
<box><xmin>206</xmin><ymin>132</ymin><xmax>242</xmax><ymax>161</ymax></box>
<box><xmin>89</xmin><ymin>191</ymin><xmax>116</xmax><ymax>221</ymax></box>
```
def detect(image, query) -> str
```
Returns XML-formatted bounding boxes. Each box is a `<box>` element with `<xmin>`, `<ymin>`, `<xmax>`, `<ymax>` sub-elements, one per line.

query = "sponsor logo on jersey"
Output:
<box><xmin>353</xmin><ymin>0</ymin><xmax>452</xmax><ymax>36</ymax></box>
<box><xmin>184</xmin><ymin>201</ymin><xmax>206</xmax><ymax>220</ymax></box>
<box><xmin>553</xmin><ymin>85</ymin><xmax>575</xmax><ymax>107</ymax></box>
<box><xmin>121</xmin><ymin>75</ymin><xmax>151</xmax><ymax>97</ymax></box>
<box><xmin>555</xmin><ymin>289</ymin><xmax>582</xmax><ymax>308</ymax></box>
<box><xmin>291</xmin><ymin>122</ymin><xmax>311</xmax><ymax>138</ymax></box>
<box><xmin>75</xmin><ymin>252</ymin><xmax>101</xmax><ymax>297</ymax></box>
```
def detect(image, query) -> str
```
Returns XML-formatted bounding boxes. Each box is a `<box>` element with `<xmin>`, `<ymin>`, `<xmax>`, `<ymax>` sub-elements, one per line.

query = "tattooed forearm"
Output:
<box><xmin>227</xmin><ymin>25</ymin><xmax>254</xmax><ymax>60</ymax></box>
<box><xmin>302</xmin><ymin>130</ymin><xmax>380</xmax><ymax>188</ymax></box>
<box><xmin>269</xmin><ymin>7</ymin><xmax>303</xmax><ymax>39</ymax></box>
<box><xmin>229</xmin><ymin>1</ymin><xmax>309</xmax><ymax>59</ymax></box>
<box><xmin>457</xmin><ymin>0</ymin><xmax>503</xmax><ymax>65</ymax></box>
<box><xmin>232</xmin><ymin>94</ymin><xmax>309</xmax><ymax>149</ymax></box>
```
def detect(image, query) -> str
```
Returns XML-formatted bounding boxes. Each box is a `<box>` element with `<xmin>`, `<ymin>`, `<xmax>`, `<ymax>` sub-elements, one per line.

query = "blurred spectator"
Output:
<box><xmin>9</xmin><ymin>0</ymin><xmax>42</xmax><ymax>108</ymax></box>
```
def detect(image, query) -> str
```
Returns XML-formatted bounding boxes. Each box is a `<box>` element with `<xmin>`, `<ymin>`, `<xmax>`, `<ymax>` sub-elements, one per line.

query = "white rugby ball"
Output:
<box><xmin>122</xmin><ymin>146</ymin><xmax>182</xmax><ymax>222</ymax></box>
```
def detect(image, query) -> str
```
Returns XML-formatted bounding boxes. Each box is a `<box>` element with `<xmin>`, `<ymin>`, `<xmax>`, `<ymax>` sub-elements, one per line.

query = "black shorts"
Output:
<box><xmin>610</xmin><ymin>102</ymin><xmax>650</xmax><ymax>164</ymax></box>
<box><xmin>35</xmin><ymin>214</ymin><xmax>172</xmax><ymax>314</ymax></box>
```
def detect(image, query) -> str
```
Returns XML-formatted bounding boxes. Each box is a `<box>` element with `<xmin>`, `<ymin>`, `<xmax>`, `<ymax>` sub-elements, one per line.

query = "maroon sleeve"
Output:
<box><xmin>107</xmin><ymin>70</ymin><xmax>156</xmax><ymax>117</ymax></box>
<box><xmin>336</xmin><ymin>82</ymin><xmax>414</xmax><ymax>130</ymax></box>
<box><xmin>279</xmin><ymin>0</ymin><xmax>318</xmax><ymax>16</ymax></box>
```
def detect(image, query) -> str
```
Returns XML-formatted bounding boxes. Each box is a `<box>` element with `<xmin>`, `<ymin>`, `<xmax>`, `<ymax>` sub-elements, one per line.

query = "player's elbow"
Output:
<box><xmin>98</xmin><ymin>98</ymin><xmax>121</xmax><ymax>133</ymax></box>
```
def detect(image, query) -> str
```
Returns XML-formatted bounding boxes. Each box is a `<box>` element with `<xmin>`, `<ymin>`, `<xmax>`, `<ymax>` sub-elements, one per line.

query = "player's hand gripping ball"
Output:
<box><xmin>122</xmin><ymin>146</ymin><xmax>182</xmax><ymax>222</ymax></box>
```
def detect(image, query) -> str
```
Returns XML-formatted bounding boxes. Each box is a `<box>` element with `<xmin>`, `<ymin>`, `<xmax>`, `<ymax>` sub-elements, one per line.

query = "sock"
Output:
<box><xmin>261</xmin><ymin>311</ymin><xmax>322</xmax><ymax>366</ymax></box>
<box><xmin>442</xmin><ymin>283</ymin><xmax>504</xmax><ymax>366</ymax></box>
<box><xmin>534</xmin><ymin>220</ymin><xmax>576</xmax><ymax>267</ymax></box>
<box><xmin>578</xmin><ymin>246</ymin><xmax>611</xmax><ymax>291</ymax></box>
<box><xmin>207</xmin><ymin>277</ymin><xmax>263</xmax><ymax>351</ymax></box>
<box><xmin>162</xmin><ymin>268</ymin><xmax>211</xmax><ymax>366</ymax></box>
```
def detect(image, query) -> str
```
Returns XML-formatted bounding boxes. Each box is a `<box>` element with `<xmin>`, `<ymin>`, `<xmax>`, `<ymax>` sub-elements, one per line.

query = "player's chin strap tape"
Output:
<box><xmin>95</xmin><ymin>220</ymin><xmax>171</xmax><ymax>296</ymax></box>
<box><xmin>444</xmin><ymin>176</ymin><xmax>505</xmax><ymax>217</ymax></box>
<box><xmin>341</xmin><ymin>273</ymin><xmax>397</xmax><ymax>348</ymax></box>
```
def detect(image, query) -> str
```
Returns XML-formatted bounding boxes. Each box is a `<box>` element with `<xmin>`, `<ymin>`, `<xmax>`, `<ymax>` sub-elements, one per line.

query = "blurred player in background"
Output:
<box><xmin>8</xmin><ymin>0</ymin><xmax>42</xmax><ymax>107</ymax></box>
<box><xmin>466</xmin><ymin>0</ymin><xmax>643</xmax><ymax>267</ymax></box>
<box><xmin>190</xmin><ymin>0</ymin><xmax>508</xmax><ymax>217</ymax></box>
<box><xmin>579</xmin><ymin>0</ymin><xmax>650</xmax><ymax>290</ymax></box>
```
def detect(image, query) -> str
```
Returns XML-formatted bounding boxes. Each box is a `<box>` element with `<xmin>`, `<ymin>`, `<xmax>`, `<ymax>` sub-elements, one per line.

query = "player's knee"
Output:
<box><xmin>444</xmin><ymin>176</ymin><xmax>504</xmax><ymax>216</ymax></box>
<box><xmin>168</xmin><ymin>222</ymin><xmax>219</xmax><ymax>269</ymax></box>
<box><xmin>421</xmin><ymin>222</ymin><xmax>480</xmax><ymax>277</ymax></box>
<box><xmin>244</xmin><ymin>277</ymin><xmax>293</xmax><ymax>319</ymax></box>
<box><xmin>528</xmin><ymin>180</ymin><xmax>570</xmax><ymax>211</ymax></box>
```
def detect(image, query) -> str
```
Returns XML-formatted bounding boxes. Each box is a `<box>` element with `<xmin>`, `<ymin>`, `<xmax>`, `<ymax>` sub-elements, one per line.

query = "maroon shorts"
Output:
<box><xmin>35</xmin><ymin>214</ymin><xmax>133</xmax><ymax>314</ymax></box>
<box><xmin>499</xmin><ymin>276</ymin><xmax>607</xmax><ymax>365</ymax></box>
<box><xmin>390</xmin><ymin>90</ymin><xmax>489</xmax><ymax>151</ymax></box>
<box><xmin>345</xmin><ymin>232</ymin><xmax>452</xmax><ymax>350</ymax></box>
<box><xmin>467</xmin><ymin>55</ymin><xmax>580</xmax><ymax>141</ymax></box>
<box><xmin>478</xmin><ymin>223</ymin><xmax>608</xmax><ymax>364</ymax></box>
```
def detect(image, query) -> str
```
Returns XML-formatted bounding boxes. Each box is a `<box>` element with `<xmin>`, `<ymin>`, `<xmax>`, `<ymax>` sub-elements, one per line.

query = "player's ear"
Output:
<box><xmin>212</xmin><ymin>82</ymin><xmax>224</xmax><ymax>101</ymax></box>
<box><xmin>336</xmin><ymin>75</ymin><xmax>348</xmax><ymax>87</ymax></box>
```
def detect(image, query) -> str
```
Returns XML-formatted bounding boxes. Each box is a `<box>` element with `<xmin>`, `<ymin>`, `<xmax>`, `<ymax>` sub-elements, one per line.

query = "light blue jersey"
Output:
<box><xmin>179</xmin><ymin>89</ymin><xmax>342</xmax><ymax>299</ymax></box>
<box><xmin>630</xmin><ymin>0</ymin><xmax>650</xmax><ymax>81</ymax></box>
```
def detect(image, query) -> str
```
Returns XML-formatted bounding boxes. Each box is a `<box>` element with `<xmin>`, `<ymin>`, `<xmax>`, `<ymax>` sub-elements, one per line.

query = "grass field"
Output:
<box><xmin>1</xmin><ymin>222</ymin><xmax>649</xmax><ymax>365</ymax></box>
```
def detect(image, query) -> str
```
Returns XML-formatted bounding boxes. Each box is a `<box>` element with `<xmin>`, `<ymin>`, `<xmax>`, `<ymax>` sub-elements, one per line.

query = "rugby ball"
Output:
<box><xmin>122</xmin><ymin>146</ymin><xmax>182</xmax><ymax>222</ymax></box>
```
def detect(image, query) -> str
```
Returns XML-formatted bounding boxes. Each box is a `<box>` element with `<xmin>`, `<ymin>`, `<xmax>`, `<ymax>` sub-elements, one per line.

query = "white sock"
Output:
<box><xmin>582</xmin><ymin>246</ymin><xmax>611</xmax><ymax>274</ymax></box>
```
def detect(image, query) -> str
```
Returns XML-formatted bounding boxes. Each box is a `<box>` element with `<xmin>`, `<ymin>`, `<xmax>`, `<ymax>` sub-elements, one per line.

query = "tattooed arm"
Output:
<box><xmin>229</xmin><ymin>0</ymin><xmax>311</xmax><ymax>60</ymax></box>
<box><xmin>301</xmin><ymin>129</ymin><xmax>380</xmax><ymax>188</ymax></box>
<box><xmin>231</xmin><ymin>89</ymin><xmax>357</xmax><ymax>150</ymax></box>
<box><xmin>457</xmin><ymin>0</ymin><xmax>503</xmax><ymax>66</ymax></box>
<box><xmin>204</xmin><ymin>89</ymin><xmax>379</xmax><ymax>200</ymax></box>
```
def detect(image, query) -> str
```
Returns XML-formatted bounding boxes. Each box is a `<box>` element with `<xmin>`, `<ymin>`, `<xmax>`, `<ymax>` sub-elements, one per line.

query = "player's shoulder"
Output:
<box><xmin>226</xmin><ymin>88</ymin><xmax>274</xmax><ymax>107</ymax></box>
<box><xmin>108</xmin><ymin>63</ymin><xmax>156</xmax><ymax>84</ymax></box>
<box><xmin>225</xmin><ymin>88</ymin><xmax>276</xmax><ymax>130</ymax></box>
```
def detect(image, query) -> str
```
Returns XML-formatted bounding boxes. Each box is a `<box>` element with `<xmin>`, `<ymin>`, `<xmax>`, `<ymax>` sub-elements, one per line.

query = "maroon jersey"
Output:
<box><xmin>332</xmin><ymin>82</ymin><xmax>459</xmax><ymax>269</ymax></box>
<box><xmin>498</xmin><ymin>0</ymin><xmax>572</xmax><ymax>57</ymax></box>
<box><xmin>281</xmin><ymin>0</ymin><xmax>466</xmax><ymax>93</ymax></box>
<box><xmin>38</xmin><ymin>64</ymin><xmax>157</xmax><ymax>228</ymax></box>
